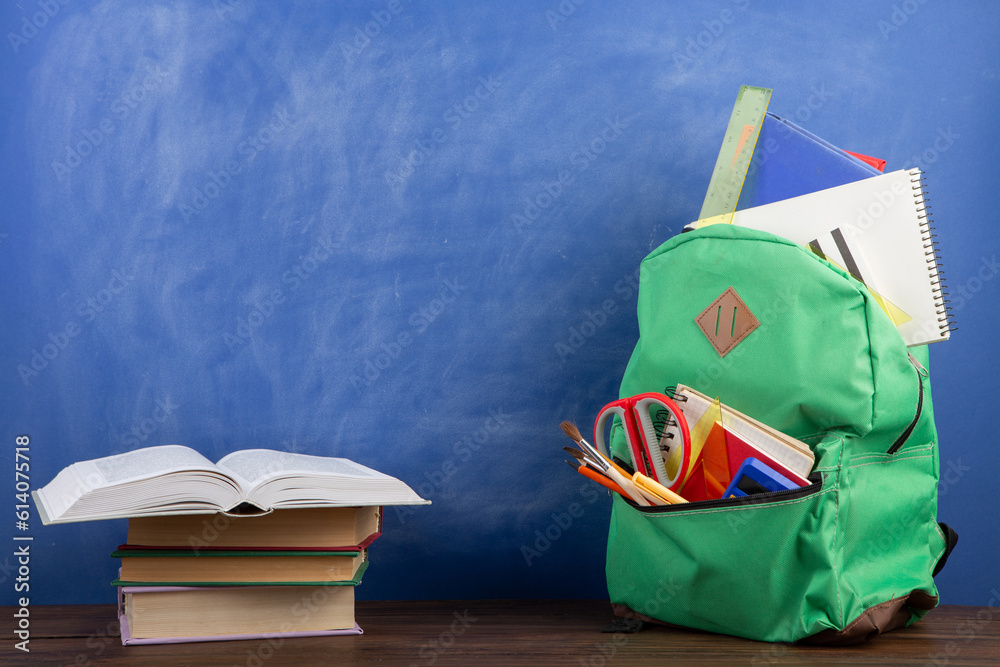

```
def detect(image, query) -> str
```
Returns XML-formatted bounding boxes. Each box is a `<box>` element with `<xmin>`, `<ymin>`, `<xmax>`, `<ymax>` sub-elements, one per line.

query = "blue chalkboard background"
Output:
<box><xmin>2</xmin><ymin>1</ymin><xmax>997</xmax><ymax>607</ymax></box>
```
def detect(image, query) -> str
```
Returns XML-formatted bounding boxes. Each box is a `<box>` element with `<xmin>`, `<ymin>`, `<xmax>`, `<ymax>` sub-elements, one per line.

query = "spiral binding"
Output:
<box><xmin>653</xmin><ymin>388</ymin><xmax>686</xmax><ymax>456</ymax></box>
<box><xmin>663</xmin><ymin>386</ymin><xmax>685</xmax><ymax>401</ymax></box>
<box><xmin>650</xmin><ymin>406</ymin><xmax>677</xmax><ymax>446</ymax></box>
<box><xmin>911</xmin><ymin>169</ymin><xmax>956</xmax><ymax>337</ymax></box>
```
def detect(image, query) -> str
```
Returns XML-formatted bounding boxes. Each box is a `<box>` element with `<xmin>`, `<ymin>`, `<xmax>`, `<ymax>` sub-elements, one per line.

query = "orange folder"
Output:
<box><xmin>679</xmin><ymin>421</ymin><xmax>731</xmax><ymax>502</ymax></box>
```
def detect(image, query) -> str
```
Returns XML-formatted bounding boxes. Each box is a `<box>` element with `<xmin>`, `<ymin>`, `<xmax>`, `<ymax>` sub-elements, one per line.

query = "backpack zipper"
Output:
<box><xmin>886</xmin><ymin>352</ymin><xmax>928</xmax><ymax>455</ymax></box>
<box><xmin>623</xmin><ymin>473</ymin><xmax>823</xmax><ymax>514</ymax></box>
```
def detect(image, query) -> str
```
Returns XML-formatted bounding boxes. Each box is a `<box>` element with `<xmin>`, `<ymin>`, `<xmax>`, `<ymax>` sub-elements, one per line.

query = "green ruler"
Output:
<box><xmin>696</xmin><ymin>85</ymin><xmax>772</xmax><ymax>224</ymax></box>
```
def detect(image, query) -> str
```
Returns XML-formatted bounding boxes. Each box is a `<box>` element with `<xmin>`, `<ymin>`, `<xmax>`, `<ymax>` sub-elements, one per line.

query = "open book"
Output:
<box><xmin>32</xmin><ymin>446</ymin><xmax>430</xmax><ymax>525</ymax></box>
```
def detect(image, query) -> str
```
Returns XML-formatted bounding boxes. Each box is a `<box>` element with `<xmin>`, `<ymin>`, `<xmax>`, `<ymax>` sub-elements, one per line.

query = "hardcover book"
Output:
<box><xmin>118</xmin><ymin>584</ymin><xmax>362</xmax><ymax>643</ymax></box>
<box><xmin>112</xmin><ymin>548</ymin><xmax>369</xmax><ymax>586</ymax></box>
<box><xmin>33</xmin><ymin>446</ymin><xmax>429</xmax><ymax>524</ymax></box>
<box><xmin>124</xmin><ymin>505</ymin><xmax>383</xmax><ymax>550</ymax></box>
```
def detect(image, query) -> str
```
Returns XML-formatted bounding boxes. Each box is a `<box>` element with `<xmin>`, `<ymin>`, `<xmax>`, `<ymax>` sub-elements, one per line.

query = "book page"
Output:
<box><xmin>216</xmin><ymin>449</ymin><xmax>387</xmax><ymax>486</ymax></box>
<box><xmin>32</xmin><ymin>445</ymin><xmax>231</xmax><ymax>524</ymax></box>
<box><xmin>674</xmin><ymin>384</ymin><xmax>814</xmax><ymax>478</ymax></box>
<box><xmin>87</xmin><ymin>445</ymin><xmax>219</xmax><ymax>485</ymax></box>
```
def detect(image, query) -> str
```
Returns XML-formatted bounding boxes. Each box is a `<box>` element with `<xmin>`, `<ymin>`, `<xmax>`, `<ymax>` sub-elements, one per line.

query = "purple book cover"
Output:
<box><xmin>117</xmin><ymin>584</ymin><xmax>363</xmax><ymax>645</ymax></box>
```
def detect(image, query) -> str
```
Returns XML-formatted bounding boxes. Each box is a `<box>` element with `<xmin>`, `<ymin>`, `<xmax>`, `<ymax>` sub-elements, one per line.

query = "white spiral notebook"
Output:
<box><xmin>690</xmin><ymin>168</ymin><xmax>954</xmax><ymax>346</ymax></box>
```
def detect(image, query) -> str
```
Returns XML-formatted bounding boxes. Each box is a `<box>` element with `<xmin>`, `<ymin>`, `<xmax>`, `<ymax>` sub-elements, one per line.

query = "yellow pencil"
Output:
<box><xmin>632</xmin><ymin>471</ymin><xmax>688</xmax><ymax>504</ymax></box>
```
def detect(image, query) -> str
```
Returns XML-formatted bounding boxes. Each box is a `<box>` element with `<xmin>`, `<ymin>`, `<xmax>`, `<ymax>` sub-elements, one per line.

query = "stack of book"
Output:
<box><xmin>112</xmin><ymin>506</ymin><xmax>381</xmax><ymax>643</ymax></box>
<box><xmin>32</xmin><ymin>446</ymin><xmax>429</xmax><ymax>644</ymax></box>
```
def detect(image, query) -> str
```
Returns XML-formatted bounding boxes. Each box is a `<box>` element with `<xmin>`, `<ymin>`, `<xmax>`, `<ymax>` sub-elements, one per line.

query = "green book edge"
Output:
<box><xmin>112</xmin><ymin>558</ymin><xmax>368</xmax><ymax>587</ymax></box>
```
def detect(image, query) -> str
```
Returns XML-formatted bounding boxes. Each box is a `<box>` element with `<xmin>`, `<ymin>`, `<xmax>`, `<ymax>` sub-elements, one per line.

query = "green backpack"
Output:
<box><xmin>606</xmin><ymin>223</ymin><xmax>957</xmax><ymax>644</ymax></box>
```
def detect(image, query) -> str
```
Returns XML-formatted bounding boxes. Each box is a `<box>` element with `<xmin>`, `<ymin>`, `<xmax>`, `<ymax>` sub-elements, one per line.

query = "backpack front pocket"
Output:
<box><xmin>606</xmin><ymin>434</ymin><xmax>845</xmax><ymax>643</ymax></box>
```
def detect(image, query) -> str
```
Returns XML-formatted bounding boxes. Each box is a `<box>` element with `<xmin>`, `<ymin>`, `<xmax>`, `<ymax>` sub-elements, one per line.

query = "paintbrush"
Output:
<box><xmin>560</xmin><ymin>421</ymin><xmax>631</xmax><ymax>477</ymax></box>
<box><xmin>560</xmin><ymin>421</ymin><xmax>652</xmax><ymax>506</ymax></box>
<box><xmin>564</xmin><ymin>446</ymin><xmax>605</xmax><ymax>472</ymax></box>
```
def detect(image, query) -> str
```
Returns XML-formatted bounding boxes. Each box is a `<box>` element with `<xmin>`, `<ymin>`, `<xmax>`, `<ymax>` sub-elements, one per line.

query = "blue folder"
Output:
<box><xmin>738</xmin><ymin>113</ymin><xmax>881</xmax><ymax>210</ymax></box>
<box><xmin>732</xmin><ymin>110</ymin><xmax>932</xmax><ymax>366</ymax></box>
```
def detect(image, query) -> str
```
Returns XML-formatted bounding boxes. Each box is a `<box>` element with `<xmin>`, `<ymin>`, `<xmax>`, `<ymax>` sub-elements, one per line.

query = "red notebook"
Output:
<box><xmin>678</xmin><ymin>421</ymin><xmax>731</xmax><ymax>502</ymax></box>
<box><xmin>723</xmin><ymin>426</ymin><xmax>810</xmax><ymax>487</ymax></box>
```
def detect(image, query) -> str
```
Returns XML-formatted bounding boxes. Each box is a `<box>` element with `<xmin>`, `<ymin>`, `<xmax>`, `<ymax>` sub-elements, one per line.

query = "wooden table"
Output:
<box><xmin>3</xmin><ymin>600</ymin><xmax>998</xmax><ymax>666</ymax></box>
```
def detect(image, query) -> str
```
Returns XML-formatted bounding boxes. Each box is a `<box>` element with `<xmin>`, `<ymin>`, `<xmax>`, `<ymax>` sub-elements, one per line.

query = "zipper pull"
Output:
<box><xmin>908</xmin><ymin>351</ymin><xmax>929</xmax><ymax>378</ymax></box>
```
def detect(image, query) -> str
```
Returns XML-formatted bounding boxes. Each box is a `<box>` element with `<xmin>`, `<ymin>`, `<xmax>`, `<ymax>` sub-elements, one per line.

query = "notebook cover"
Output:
<box><xmin>722</xmin><ymin>428</ymin><xmax>810</xmax><ymax>487</ymax></box>
<box><xmin>117</xmin><ymin>585</ymin><xmax>362</xmax><ymax>645</ymax></box>
<box><xmin>739</xmin><ymin>113</ymin><xmax>881</xmax><ymax>209</ymax></box>
<box><xmin>705</xmin><ymin>170</ymin><xmax>947</xmax><ymax>346</ymax></box>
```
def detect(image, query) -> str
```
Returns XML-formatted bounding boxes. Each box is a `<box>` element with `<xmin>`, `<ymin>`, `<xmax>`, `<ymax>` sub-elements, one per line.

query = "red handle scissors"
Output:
<box><xmin>593</xmin><ymin>392</ymin><xmax>691</xmax><ymax>491</ymax></box>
